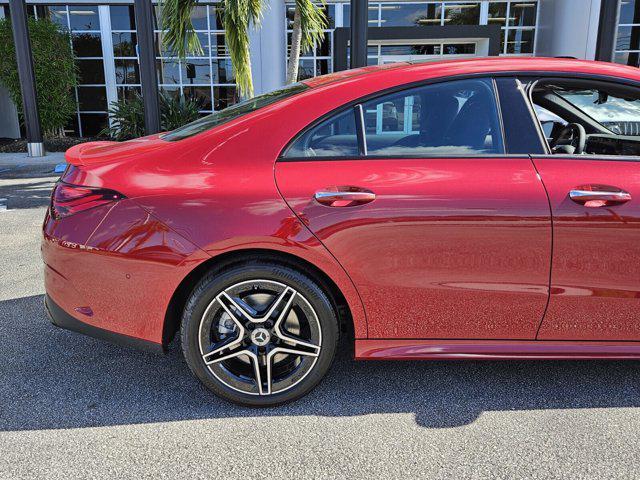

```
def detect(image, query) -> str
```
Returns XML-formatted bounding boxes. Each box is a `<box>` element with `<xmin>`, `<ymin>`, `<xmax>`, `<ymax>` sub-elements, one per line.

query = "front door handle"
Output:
<box><xmin>569</xmin><ymin>185</ymin><xmax>631</xmax><ymax>207</ymax></box>
<box><xmin>314</xmin><ymin>187</ymin><xmax>376</xmax><ymax>207</ymax></box>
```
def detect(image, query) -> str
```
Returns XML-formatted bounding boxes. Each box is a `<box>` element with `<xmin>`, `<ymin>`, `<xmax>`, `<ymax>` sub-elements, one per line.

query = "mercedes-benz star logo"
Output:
<box><xmin>250</xmin><ymin>328</ymin><xmax>271</xmax><ymax>347</ymax></box>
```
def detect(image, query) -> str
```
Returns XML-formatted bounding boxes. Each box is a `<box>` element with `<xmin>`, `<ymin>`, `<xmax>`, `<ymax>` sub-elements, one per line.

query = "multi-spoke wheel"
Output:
<box><xmin>181</xmin><ymin>261</ymin><xmax>339</xmax><ymax>406</ymax></box>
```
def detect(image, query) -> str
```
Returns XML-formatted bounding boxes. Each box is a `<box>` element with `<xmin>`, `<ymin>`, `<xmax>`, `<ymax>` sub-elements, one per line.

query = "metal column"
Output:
<box><xmin>134</xmin><ymin>0</ymin><xmax>161</xmax><ymax>134</ymax></box>
<box><xmin>9</xmin><ymin>0</ymin><xmax>44</xmax><ymax>156</ymax></box>
<box><xmin>595</xmin><ymin>0</ymin><xmax>621</xmax><ymax>62</ymax></box>
<box><xmin>349</xmin><ymin>0</ymin><xmax>368</xmax><ymax>68</ymax></box>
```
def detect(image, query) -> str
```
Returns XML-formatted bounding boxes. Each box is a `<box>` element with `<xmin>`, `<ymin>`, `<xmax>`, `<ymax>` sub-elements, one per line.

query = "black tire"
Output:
<box><xmin>181</xmin><ymin>260</ymin><xmax>339</xmax><ymax>407</ymax></box>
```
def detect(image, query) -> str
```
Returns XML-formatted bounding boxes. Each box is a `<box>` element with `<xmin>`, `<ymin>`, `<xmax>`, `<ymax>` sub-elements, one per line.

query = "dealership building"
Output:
<box><xmin>0</xmin><ymin>0</ymin><xmax>636</xmax><ymax>143</ymax></box>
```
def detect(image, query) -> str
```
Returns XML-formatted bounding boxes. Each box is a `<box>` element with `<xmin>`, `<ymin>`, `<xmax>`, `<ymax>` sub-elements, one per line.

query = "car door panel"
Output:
<box><xmin>532</xmin><ymin>157</ymin><xmax>640</xmax><ymax>341</ymax></box>
<box><xmin>275</xmin><ymin>157</ymin><xmax>551</xmax><ymax>339</ymax></box>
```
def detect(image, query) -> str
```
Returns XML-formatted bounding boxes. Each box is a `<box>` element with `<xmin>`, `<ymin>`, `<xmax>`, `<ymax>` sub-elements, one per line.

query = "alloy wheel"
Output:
<box><xmin>198</xmin><ymin>279</ymin><xmax>322</xmax><ymax>396</ymax></box>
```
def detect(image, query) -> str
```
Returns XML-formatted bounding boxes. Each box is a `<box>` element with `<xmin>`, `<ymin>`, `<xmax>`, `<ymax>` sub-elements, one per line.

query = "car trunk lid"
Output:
<box><xmin>64</xmin><ymin>135</ymin><xmax>167</xmax><ymax>167</ymax></box>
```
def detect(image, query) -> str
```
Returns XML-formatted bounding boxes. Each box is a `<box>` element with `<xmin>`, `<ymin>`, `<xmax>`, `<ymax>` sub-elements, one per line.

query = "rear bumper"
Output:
<box><xmin>41</xmin><ymin>199</ymin><xmax>209</xmax><ymax>350</ymax></box>
<box><xmin>45</xmin><ymin>294</ymin><xmax>163</xmax><ymax>353</ymax></box>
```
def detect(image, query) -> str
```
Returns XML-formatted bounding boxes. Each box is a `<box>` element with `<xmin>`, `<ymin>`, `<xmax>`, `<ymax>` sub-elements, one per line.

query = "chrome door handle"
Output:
<box><xmin>314</xmin><ymin>188</ymin><xmax>376</xmax><ymax>207</ymax></box>
<box><xmin>569</xmin><ymin>186</ymin><xmax>631</xmax><ymax>207</ymax></box>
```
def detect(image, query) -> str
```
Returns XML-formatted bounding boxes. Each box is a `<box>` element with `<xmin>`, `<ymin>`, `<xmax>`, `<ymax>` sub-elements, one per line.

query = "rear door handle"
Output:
<box><xmin>314</xmin><ymin>187</ymin><xmax>376</xmax><ymax>207</ymax></box>
<box><xmin>569</xmin><ymin>185</ymin><xmax>631</xmax><ymax>207</ymax></box>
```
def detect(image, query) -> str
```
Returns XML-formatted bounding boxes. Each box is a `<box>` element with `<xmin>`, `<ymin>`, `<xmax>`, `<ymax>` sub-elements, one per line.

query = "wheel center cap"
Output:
<box><xmin>250</xmin><ymin>327</ymin><xmax>271</xmax><ymax>346</ymax></box>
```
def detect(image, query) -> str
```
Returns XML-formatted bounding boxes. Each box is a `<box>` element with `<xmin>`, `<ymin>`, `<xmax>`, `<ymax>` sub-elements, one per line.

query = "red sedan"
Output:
<box><xmin>43</xmin><ymin>58</ymin><xmax>640</xmax><ymax>406</ymax></box>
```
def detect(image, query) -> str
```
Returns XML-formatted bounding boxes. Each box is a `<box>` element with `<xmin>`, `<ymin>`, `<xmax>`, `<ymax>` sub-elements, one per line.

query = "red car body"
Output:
<box><xmin>43</xmin><ymin>57</ymin><xmax>640</xmax><ymax>360</ymax></box>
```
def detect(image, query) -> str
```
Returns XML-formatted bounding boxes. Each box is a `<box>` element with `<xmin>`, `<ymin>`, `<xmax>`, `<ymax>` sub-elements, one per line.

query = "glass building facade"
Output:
<box><xmin>615</xmin><ymin>0</ymin><xmax>640</xmax><ymax>66</ymax></box>
<box><xmin>286</xmin><ymin>1</ymin><xmax>539</xmax><ymax>80</ymax></box>
<box><xmin>0</xmin><ymin>2</ymin><xmax>237</xmax><ymax>136</ymax></box>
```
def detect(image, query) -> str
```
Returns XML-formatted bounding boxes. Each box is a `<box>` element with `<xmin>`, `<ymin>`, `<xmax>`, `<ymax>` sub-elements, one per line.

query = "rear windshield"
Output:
<box><xmin>162</xmin><ymin>83</ymin><xmax>308</xmax><ymax>141</ymax></box>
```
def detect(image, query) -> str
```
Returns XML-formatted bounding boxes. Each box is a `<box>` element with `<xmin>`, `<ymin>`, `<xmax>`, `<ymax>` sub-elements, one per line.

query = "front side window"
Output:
<box><xmin>530</xmin><ymin>80</ymin><xmax>640</xmax><ymax>156</ymax></box>
<box><xmin>362</xmin><ymin>78</ymin><xmax>504</xmax><ymax>156</ymax></box>
<box><xmin>555</xmin><ymin>89</ymin><xmax>640</xmax><ymax>136</ymax></box>
<box><xmin>534</xmin><ymin>104</ymin><xmax>567</xmax><ymax>141</ymax></box>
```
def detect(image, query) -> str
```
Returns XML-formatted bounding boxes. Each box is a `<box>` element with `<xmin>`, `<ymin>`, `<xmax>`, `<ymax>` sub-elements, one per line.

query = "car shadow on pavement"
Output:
<box><xmin>0</xmin><ymin>179</ymin><xmax>56</xmax><ymax>210</ymax></box>
<box><xmin>2</xmin><ymin>294</ymin><xmax>640</xmax><ymax>432</ymax></box>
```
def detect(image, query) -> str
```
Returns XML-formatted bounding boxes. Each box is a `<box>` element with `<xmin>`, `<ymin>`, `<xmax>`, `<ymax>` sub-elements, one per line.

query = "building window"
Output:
<box><xmin>29</xmin><ymin>5</ymin><xmax>109</xmax><ymax>137</ymax></box>
<box><xmin>110</xmin><ymin>6</ymin><xmax>141</xmax><ymax>102</ymax></box>
<box><xmin>107</xmin><ymin>4</ymin><xmax>236</xmax><ymax>116</ymax></box>
<box><xmin>154</xmin><ymin>4</ymin><xmax>237</xmax><ymax>113</ymax></box>
<box><xmin>366</xmin><ymin>41</ymin><xmax>477</xmax><ymax>65</ymax></box>
<box><xmin>488</xmin><ymin>1</ymin><xmax>538</xmax><ymax>54</ymax></box>
<box><xmin>286</xmin><ymin>1</ymin><xmax>539</xmax><ymax>79</ymax></box>
<box><xmin>615</xmin><ymin>0</ymin><xmax>640</xmax><ymax>67</ymax></box>
<box><xmin>362</xmin><ymin>2</ymin><xmax>482</xmax><ymax>27</ymax></box>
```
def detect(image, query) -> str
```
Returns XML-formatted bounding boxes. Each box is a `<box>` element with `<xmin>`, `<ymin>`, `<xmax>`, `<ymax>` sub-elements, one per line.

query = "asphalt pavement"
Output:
<box><xmin>1</xmin><ymin>164</ymin><xmax>640</xmax><ymax>479</ymax></box>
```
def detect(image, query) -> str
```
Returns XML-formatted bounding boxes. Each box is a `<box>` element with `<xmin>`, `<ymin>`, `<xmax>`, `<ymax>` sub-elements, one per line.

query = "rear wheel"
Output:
<box><xmin>181</xmin><ymin>262</ymin><xmax>339</xmax><ymax>406</ymax></box>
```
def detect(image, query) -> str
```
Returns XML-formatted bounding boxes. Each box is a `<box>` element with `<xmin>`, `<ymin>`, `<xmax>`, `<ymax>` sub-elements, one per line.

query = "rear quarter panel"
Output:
<box><xmin>62</xmin><ymin>95</ymin><xmax>372</xmax><ymax>338</ymax></box>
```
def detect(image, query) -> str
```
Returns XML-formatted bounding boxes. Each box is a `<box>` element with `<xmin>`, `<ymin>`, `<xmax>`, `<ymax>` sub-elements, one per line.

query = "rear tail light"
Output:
<box><xmin>51</xmin><ymin>182</ymin><xmax>125</xmax><ymax>219</ymax></box>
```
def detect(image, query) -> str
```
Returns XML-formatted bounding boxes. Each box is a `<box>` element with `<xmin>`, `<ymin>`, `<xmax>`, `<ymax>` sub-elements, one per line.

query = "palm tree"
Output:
<box><xmin>161</xmin><ymin>0</ymin><xmax>328</xmax><ymax>96</ymax></box>
<box><xmin>161</xmin><ymin>0</ymin><xmax>263</xmax><ymax>97</ymax></box>
<box><xmin>286</xmin><ymin>0</ymin><xmax>328</xmax><ymax>84</ymax></box>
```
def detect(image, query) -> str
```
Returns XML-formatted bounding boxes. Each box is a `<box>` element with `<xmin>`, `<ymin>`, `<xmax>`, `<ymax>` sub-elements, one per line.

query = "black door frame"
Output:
<box><xmin>595</xmin><ymin>0</ymin><xmax>622</xmax><ymax>62</ymax></box>
<box><xmin>333</xmin><ymin>25</ymin><xmax>502</xmax><ymax>72</ymax></box>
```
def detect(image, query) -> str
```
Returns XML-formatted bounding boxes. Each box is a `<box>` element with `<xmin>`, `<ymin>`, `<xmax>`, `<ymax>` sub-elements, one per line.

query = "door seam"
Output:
<box><xmin>272</xmin><ymin>162</ymin><xmax>370</xmax><ymax>338</ymax></box>
<box><xmin>529</xmin><ymin>155</ymin><xmax>554</xmax><ymax>340</ymax></box>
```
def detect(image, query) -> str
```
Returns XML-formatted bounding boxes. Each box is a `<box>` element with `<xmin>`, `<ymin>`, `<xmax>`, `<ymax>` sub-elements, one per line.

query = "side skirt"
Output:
<box><xmin>355</xmin><ymin>339</ymin><xmax>640</xmax><ymax>360</ymax></box>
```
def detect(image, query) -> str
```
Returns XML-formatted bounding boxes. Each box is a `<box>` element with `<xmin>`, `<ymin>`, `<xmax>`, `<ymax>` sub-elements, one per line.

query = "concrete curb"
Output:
<box><xmin>0</xmin><ymin>152</ymin><xmax>66</xmax><ymax>167</ymax></box>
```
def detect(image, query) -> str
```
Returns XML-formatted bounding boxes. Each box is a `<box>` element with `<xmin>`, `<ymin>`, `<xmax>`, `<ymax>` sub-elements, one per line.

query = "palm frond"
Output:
<box><xmin>160</xmin><ymin>0</ymin><xmax>203</xmax><ymax>58</ymax></box>
<box><xmin>223</xmin><ymin>0</ymin><xmax>263</xmax><ymax>97</ymax></box>
<box><xmin>295</xmin><ymin>0</ymin><xmax>327</xmax><ymax>53</ymax></box>
<box><xmin>158</xmin><ymin>0</ymin><xmax>267</xmax><ymax>97</ymax></box>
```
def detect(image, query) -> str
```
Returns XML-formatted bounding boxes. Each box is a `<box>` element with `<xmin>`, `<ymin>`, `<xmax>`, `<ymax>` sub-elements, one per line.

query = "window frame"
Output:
<box><xmin>494</xmin><ymin>77</ymin><xmax>547</xmax><ymax>155</ymax></box>
<box><xmin>280</xmin><ymin>71</ymin><xmax>640</xmax><ymax>162</ymax></box>
<box><xmin>280</xmin><ymin>73</ymin><xmax>513</xmax><ymax>161</ymax></box>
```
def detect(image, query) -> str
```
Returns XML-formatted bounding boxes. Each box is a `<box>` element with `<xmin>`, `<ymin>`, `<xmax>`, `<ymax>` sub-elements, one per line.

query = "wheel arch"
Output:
<box><xmin>162</xmin><ymin>248</ymin><xmax>358</xmax><ymax>348</ymax></box>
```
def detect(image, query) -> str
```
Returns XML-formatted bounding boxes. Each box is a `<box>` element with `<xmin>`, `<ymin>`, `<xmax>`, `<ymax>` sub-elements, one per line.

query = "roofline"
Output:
<box><xmin>302</xmin><ymin>57</ymin><xmax>640</xmax><ymax>90</ymax></box>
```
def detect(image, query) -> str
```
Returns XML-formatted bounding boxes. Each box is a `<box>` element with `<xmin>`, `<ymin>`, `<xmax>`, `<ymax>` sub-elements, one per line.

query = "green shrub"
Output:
<box><xmin>103</xmin><ymin>95</ymin><xmax>146</xmax><ymax>141</ymax></box>
<box><xmin>102</xmin><ymin>92</ymin><xmax>202</xmax><ymax>141</ymax></box>
<box><xmin>0</xmin><ymin>18</ymin><xmax>77</xmax><ymax>137</ymax></box>
<box><xmin>160</xmin><ymin>92</ymin><xmax>201</xmax><ymax>132</ymax></box>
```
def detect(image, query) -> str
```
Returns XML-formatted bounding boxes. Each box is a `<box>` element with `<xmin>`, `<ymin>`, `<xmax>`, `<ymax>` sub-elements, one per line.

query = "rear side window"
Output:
<box><xmin>285</xmin><ymin>108</ymin><xmax>359</xmax><ymax>157</ymax></box>
<box><xmin>283</xmin><ymin>77</ymin><xmax>504</xmax><ymax>159</ymax></box>
<box><xmin>362</xmin><ymin>78</ymin><xmax>504</xmax><ymax>156</ymax></box>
